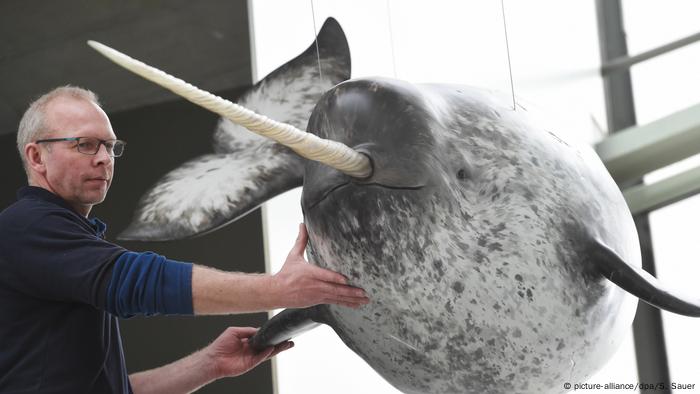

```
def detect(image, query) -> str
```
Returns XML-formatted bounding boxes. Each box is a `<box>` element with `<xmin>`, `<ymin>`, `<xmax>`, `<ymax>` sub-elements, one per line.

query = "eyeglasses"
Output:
<box><xmin>35</xmin><ymin>137</ymin><xmax>126</xmax><ymax>157</ymax></box>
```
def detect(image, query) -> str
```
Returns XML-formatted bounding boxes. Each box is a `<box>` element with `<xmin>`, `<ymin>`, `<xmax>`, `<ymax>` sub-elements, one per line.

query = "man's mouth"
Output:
<box><xmin>86</xmin><ymin>177</ymin><xmax>110</xmax><ymax>183</ymax></box>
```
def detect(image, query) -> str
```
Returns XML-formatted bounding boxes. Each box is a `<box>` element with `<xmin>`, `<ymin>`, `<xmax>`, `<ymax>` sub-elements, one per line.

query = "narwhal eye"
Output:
<box><xmin>457</xmin><ymin>169</ymin><xmax>468</xmax><ymax>180</ymax></box>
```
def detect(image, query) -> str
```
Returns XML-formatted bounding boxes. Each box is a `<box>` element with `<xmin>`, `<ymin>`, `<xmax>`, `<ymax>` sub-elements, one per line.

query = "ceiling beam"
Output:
<box><xmin>601</xmin><ymin>31</ymin><xmax>700</xmax><ymax>76</ymax></box>
<box><xmin>623</xmin><ymin>165</ymin><xmax>700</xmax><ymax>215</ymax></box>
<box><xmin>595</xmin><ymin>102</ymin><xmax>700</xmax><ymax>186</ymax></box>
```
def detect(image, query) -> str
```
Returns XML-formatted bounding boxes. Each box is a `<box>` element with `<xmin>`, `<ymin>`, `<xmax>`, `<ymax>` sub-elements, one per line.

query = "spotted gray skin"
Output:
<box><xmin>296</xmin><ymin>78</ymin><xmax>639</xmax><ymax>393</ymax></box>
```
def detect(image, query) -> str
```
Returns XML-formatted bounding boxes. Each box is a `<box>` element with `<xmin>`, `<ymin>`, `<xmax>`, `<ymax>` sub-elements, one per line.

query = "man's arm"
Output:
<box><xmin>129</xmin><ymin>327</ymin><xmax>292</xmax><ymax>394</ymax></box>
<box><xmin>104</xmin><ymin>223</ymin><xmax>369</xmax><ymax>318</ymax></box>
<box><xmin>191</xmin><ymin>223</ymin><xmax>369</xmax><ymax>314</ymax></box>
<box><xmin>127</xmin><ymin>224</ymin><xmax>365</xmax><ymax>393</ymax></box>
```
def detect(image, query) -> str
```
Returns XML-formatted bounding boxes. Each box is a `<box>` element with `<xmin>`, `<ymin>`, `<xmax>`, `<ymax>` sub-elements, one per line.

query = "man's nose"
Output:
<box><xmin>94</xmin><ymin>143</ymin><xmax>113</xmax><ymax>164</ymax></box>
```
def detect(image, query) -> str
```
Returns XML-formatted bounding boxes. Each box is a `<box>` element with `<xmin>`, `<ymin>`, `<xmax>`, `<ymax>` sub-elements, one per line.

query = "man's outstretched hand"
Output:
<box><xmin>272</xmin><ymin>223</ymin><xmax>370</xmax><ymax>309</ymax></box>
<box><xmin>129</xmin><ymin>327</ymin><xmax>292</xmax><ymax>394</ymax></box>
<box><xmin>208</xmin><ymin>327</ymin><xmax>293</xmax><ymax>379</ymax></box>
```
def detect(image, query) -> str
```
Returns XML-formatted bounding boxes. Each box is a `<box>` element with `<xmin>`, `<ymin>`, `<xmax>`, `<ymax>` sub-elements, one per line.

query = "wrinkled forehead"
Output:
<box><xmin>43</xmin><ymin>97</ymin><xmax>116</xmax><ymax>139</ymax></box>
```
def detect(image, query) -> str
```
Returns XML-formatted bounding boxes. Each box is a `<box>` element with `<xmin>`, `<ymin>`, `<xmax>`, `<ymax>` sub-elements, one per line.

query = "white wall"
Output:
<box><xmin>248</xmin><ymin>1</ymin><xmax>699</xmax><ymax>392</ymax></box>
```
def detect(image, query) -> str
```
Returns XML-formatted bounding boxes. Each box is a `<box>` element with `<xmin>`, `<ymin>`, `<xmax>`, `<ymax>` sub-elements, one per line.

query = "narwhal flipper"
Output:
<box><xmin>249</xmin><ymin>306</ymin><xmax>324</xmax><ymax>351</ymax></box>
<box><xmin>591</xmin><ymin>238</ymin><xmax>700</xmax><ymax>317</ymax></box>
<box><xmin>118</xmin><ymin>17</ymin><xmax>351</xmax><ymax>241</ymax></box>
<box><xmin>117</xmin><ymin>148</ymin><xmax>305</xmax><ymax>241</ymax></box>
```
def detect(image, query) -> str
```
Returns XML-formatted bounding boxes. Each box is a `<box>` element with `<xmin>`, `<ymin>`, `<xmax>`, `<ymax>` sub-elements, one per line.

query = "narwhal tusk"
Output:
<box><xmin>87</xmin><ymin>40</ymin><xmax>372</xmax><ymax>179</ymax></box>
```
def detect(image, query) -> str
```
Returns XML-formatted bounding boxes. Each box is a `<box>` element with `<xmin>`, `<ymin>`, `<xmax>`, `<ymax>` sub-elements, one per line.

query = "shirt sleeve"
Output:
<box><xmin>105</xmin><ymin>251</ymin><xmax>193</xmax><ymax>318</ymax></box>
<box><xmin>1</xmin><ymin>210</ymin><xmax>126</xmax><ymax>308</ymax></box>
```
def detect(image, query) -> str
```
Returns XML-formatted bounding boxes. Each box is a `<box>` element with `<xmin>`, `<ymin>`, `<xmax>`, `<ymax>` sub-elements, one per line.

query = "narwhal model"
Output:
<box><xmin>88</xmin><ymin>19</ymin><xmax>699</xmax><ymax>394</ymax></box>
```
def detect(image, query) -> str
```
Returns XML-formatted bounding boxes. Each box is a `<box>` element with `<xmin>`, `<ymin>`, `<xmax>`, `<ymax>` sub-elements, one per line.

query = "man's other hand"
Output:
<box><xmin>208</xmin><ymin>327</ymin><xmax>292</xmax><ymax>379</ymax></box>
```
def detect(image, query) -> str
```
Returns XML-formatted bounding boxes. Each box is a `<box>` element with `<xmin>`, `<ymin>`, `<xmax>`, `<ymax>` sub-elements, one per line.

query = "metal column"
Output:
<box><xmin>595</xmin><ymin>0</ymin><xmax>671</xmax><ymax>391</ymax></box>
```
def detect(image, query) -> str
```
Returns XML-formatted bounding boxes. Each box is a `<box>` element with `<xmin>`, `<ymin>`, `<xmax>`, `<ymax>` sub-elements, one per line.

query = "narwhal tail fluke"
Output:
<box><xmin>592</xmin><ymin>238</ymin><xmax>700</xmax><ymax>317</ymax></box>
<box><xmin>249</xmin><ymin>306</ymin><xmax>325</xmax><ymax>351</ymax></box>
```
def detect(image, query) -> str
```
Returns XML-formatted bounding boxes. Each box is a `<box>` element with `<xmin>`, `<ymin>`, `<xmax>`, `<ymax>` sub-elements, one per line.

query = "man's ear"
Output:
<box><xmin>25</xmin><ymin>143</ymin><xmax>47</xmax><ymax>175</ymax></box>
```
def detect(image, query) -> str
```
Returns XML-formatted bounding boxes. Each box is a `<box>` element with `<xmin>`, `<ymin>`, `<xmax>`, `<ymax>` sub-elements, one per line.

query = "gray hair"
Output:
<box><xmin>17</xmin><ymin>85</ymin><xmax>101</xmax><ymax>174</ymax></box>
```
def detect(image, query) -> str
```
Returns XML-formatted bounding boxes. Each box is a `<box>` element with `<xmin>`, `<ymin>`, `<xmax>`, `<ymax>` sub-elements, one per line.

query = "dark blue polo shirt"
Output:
<box><xmin>0</xmin><ymin>186</ymin><xmax>193</xmax><ymax>393</ymax></box>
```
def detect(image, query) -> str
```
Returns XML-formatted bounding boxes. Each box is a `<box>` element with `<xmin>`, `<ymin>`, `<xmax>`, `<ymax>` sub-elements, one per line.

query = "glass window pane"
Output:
<box><xmin>625</xmin><ymin>0</ymin><xmax>700</xmax><ymax>385</ymax></box>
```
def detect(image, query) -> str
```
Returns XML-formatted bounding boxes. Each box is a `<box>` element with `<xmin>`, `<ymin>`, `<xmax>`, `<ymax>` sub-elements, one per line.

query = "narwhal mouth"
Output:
<box><xmin>305</xmin><ymin>181</ymin><xmax>426</xmax><ymax>210</ymax></box>
<box><xmin>303</xmin><ymin>144</ymin><xmax>430</xmax><ymax>210</ymax></box>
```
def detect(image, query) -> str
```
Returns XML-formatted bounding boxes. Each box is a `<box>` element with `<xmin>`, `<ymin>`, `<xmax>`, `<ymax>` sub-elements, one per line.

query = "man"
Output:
<box><xmin>0</xmin><ymin>86</ymin><xmax>370</xmax><ymax>393</ymax></box>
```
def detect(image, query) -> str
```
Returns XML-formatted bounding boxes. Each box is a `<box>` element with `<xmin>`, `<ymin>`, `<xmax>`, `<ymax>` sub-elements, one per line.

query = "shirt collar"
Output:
<box><xmin>89</xmin><ymin>217</ymin><xmax>108</xmax><ymax>237</ymax></box>
<box><xmin>17</xmin><ymin>186</ymin><xmax>108</xmax><ymax>237</ymax></box>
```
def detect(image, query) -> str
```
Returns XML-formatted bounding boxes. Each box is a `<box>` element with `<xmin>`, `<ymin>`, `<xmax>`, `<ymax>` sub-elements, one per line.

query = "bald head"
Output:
<box><xmin>17</xmin><ymin>86</ymin><xmax>101</xmax><ymax>177</ymax></box>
